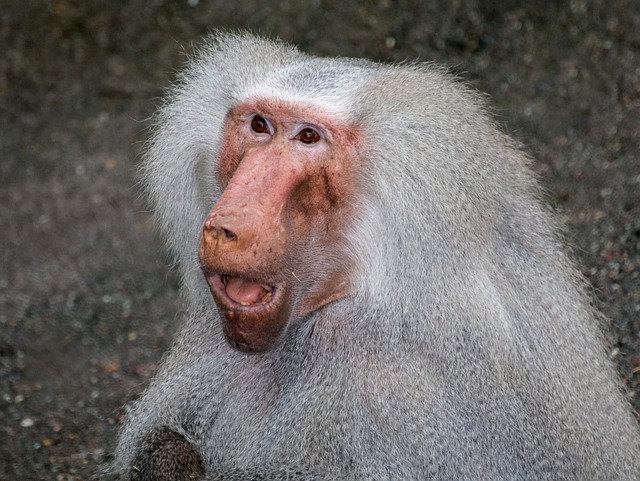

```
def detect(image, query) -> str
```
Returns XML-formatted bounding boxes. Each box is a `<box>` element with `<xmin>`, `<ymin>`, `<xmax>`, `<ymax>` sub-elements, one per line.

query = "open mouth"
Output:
<box><xmin>201</xmin><ymin>267</ymin><xmax>291</xmax><ymax>352</ymax></box>
<box><xmin>204</xmin><ymin>270</ymin><xmax>278</xmax><ymax>309</ymax></box>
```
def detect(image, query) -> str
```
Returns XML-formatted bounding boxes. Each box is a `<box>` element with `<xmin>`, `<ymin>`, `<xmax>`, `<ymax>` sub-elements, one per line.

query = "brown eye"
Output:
<box><xmin>295</xmin><ymin>128</ymin><xmax>321</xmax><ymax>144</ymax></box>
<box><xmin>251</xmin><ymin>115</ymin><xmax>270</xmax><ymax>134</ymax></box>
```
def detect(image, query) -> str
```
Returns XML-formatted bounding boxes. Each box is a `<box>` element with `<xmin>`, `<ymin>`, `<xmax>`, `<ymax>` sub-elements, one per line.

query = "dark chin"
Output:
<box><xmin>218</xmin><ymin>299</ymin><xmax>290</xmax><ymax>352</ymax></box>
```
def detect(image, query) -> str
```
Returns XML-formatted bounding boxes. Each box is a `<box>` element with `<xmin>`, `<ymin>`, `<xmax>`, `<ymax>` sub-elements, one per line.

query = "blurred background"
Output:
<box><xmin>1</xmin><ymin>1</ymin><xmax>639</xmax><ymax>478</ymax></box>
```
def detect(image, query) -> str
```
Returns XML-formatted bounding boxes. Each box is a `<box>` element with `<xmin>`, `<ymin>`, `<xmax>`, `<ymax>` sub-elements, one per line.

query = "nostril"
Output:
<box><xmin>223</xmin><ymin>228</ymin><xmax>237</xmax><ymax>241</ymax></box>
<box><xmin>203</xmin><ymin>212</ymin><xmax>238</xmax><ymax>242</ymax></box>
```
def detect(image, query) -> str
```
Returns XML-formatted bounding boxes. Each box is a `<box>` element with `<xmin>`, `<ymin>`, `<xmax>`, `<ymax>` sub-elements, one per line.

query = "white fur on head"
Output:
<box><xmin>143</xmin><ymin>32</ymin><xmax>373</xmax><ymax>308</ymax></box>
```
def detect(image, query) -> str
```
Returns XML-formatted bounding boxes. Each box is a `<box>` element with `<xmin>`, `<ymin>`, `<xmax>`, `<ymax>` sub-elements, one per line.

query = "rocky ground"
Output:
<box><xmin>1</xmin><ymin>1</ymin><xmax>638</xmax><ymax>479</ymax></box>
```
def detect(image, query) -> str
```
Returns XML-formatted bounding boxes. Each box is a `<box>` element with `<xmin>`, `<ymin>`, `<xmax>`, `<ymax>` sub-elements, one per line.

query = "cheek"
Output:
<box><xmin>215</xmin><ymin>139</ymin><xmax>244</xmax><ymax>187</ymax></box>
<box><xmin>290</xmin><ymin>175</ymin><xmax>330</xmax><ymax>217</ymax></box>
<box><xmin>288</xmin><ymin>166</ymin><xmax>354</xmax><ymax>242</ymax></box>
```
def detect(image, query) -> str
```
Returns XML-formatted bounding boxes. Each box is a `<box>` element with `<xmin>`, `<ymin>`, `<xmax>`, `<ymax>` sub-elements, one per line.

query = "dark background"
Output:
<box><xmin>1</xmin><ymin>1</ymin><xmax>639</xmax><ymax>479</ymax></box>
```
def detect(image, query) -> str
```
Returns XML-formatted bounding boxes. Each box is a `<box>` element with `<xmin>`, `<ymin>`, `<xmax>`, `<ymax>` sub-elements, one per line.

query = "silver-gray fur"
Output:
<box><xmin>113</xmin><ymin>32</ymin><xmax>640</xmax><ymax>480</ymax></box>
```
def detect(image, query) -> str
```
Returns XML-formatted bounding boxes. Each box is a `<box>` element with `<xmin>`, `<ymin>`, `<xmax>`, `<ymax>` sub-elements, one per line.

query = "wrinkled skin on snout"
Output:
<box><xmin>198</xmin><ymin>100</ymin><xmax>362</xmax><ymax>352</ymax></box>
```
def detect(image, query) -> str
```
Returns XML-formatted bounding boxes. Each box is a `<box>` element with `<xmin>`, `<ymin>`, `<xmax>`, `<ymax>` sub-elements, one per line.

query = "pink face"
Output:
<box><xmin>198</xmin><ymin>99</ymin><xmax>363</xmax><ymax>352</ymax></box>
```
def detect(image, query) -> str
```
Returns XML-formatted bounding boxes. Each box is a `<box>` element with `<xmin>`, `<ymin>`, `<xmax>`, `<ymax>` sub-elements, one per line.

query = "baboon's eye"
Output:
<box><xmin>251</xmin><ymin>115</ymin><xmax>271</xmax><ymax>134</ymax></box>
<box><xmin>295</xmin><ymin>127</ymin><xmax>321</xmax><ymax>144</ymax></box>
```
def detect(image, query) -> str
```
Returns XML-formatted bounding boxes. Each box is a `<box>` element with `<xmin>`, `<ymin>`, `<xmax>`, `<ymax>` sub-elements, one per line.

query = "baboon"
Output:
<box><xmin>114</xmin><ymin>32</ymin><xmax>640</xmax><ymax>480</ymax></box>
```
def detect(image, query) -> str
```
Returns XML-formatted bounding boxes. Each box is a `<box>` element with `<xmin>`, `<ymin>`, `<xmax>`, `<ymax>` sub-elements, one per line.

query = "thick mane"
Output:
<box><xmin>118</xmin><ymin>31</ymin><xmax>640</xmax><ymax>481</ymax></box>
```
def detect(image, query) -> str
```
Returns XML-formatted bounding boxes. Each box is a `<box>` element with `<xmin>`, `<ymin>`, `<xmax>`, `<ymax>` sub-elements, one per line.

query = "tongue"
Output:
<box><xmin>225</xmin><ymin>276</ymin><xmax>269</xmax><ymax>305</ymax></box>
